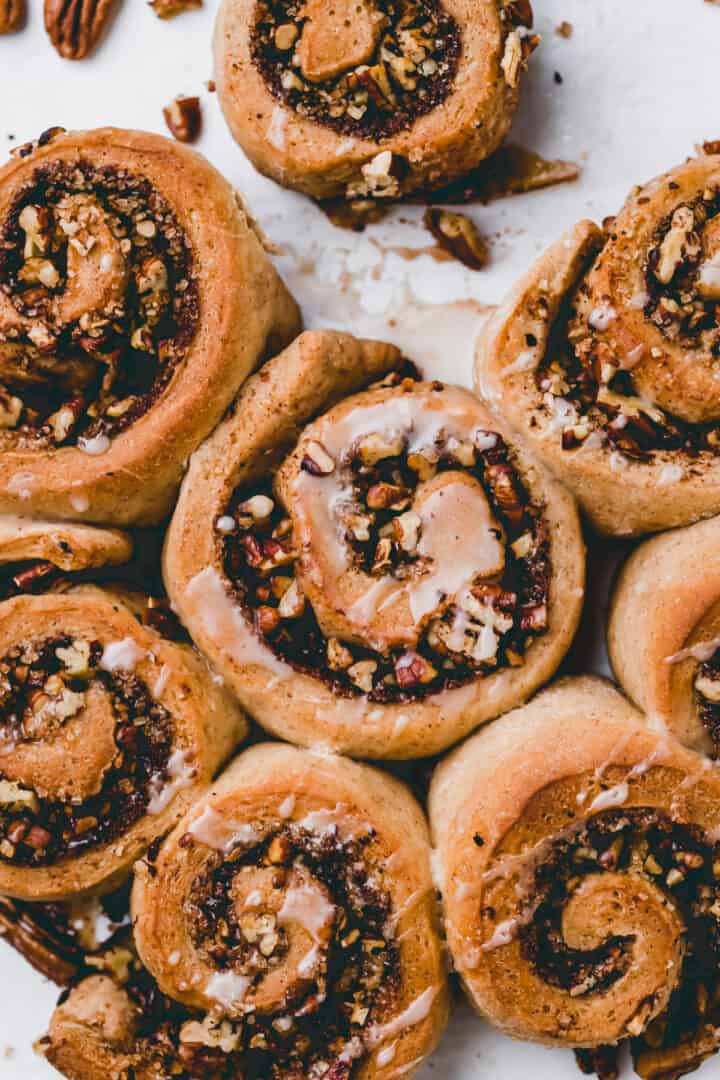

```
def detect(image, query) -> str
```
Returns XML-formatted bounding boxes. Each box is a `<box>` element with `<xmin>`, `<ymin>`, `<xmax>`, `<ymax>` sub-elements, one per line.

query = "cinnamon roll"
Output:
<box><xmin>608</xmin><ymin>512</ymin><xmax>720</xmax><ymax>759</ymax></box>
<box><xmin>43</xmin><ymin>743</ymin><xmax>448</xmax><ymax>1079</ymax></box>
<box><xmin>0</xmin><ymin>126</ymin><xmax>299</xmax><ymax>525</ymax></box>
<box><xmin>475</xmin><ymin>152</ymin><xmax>720</xmax><ymax>536</ymax></box>
<box><xmin>164</xmin><ymin>329</ymin><xmax>584</xmax><ymax>759</ymax></box>
<box><xmin>214</xmin><ymin>0</ymin><xmax>537</xmax><ymax>200</ymax></box>
<box><xmin>0</xmin><ymin>517</ymin><xmax>247</xmax><ymax>901</ymax></box>
<box><xmin>430</xmin><ymin>676</ymin><xmax>720</xmax><ymax>1078</ymax></box>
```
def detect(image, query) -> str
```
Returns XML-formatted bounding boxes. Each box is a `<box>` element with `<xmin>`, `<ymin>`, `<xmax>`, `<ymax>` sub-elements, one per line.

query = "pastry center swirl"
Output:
<box><xmin>0</xmin><ymin>634</ymin><xmax>173</xmax><ymax>866</ymax></box>
<box><xmin>220</xmin><ymin>383</ymin><xmax>552</xmax><ymax>703</ymax></box>
<box><xmin>517</xmin><ymin>808</ymin><xmax>720</xmax><ymax>1045</ymax></box>
<box><xmin>249</xmin><ymin>0</ymin><xmax>462</xmax><ymax>140</ymax></box>
<box><xmin>0</xmin><ymin>158</ymin><xmax>199</xmax><ymax>449</ymax></box>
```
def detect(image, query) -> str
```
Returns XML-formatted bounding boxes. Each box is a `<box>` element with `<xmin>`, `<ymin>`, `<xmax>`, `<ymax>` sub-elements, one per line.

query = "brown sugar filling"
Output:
<box><xmin>0</xmin><ymin>156</ymin><xmax>199</xmax><ymax>450</ymax></box>
<box><xmin>250</xmin><ymin>0</ymin><xmax>461</xmax><ymax>140</ymax></box>
<box><xmin>0</xmin><ymin>635</ymin><xmax>174</xmax><ymax>866</ymax></box>
<box><xmin>220</xmin><ymin>385</ymin><xmax>552</xmax><ymax>704</ymax></box>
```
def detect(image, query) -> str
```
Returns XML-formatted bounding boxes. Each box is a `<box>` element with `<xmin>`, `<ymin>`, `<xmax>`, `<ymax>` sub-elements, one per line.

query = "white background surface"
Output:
<box><xmin>0</xmin><ymin>0</ymin><xmax>718</xmax><ymax>1076</ymax></box>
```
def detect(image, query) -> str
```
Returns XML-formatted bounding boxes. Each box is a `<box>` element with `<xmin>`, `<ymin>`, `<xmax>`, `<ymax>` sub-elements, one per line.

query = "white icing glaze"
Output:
<box><xmin>501</xmin><ymin>350</ymin><xmax>536</xmax><ymax>378</ymax></box>
<box><xmin>205</xmin><ymin>971</ymin><xmax>252</xmax><ymax>1009</ymax></box>
<box><xmin>147</xmin><ymin>749</ymin><xmax>196</xmax><ymax>814</ymax></box>
<box><xmin>297</xmin><ymin>944</ymin><xmax>321</xmax><ymax>977</ymax></box>
<box><xmin>100</xmin><ymin>637</ymin><xmax>147</xmax><ymax>673</ymax></box>
<box><xmin>7</xmin><ymin>472</ymin><xmax>34</xmax><ymax>499</ymax></box>
<box><xmin>587</xmin><ymin>781</ymin><xmax>629</xmax><ymax>813</ymax></box>
<box><xmin>666</xmin><ymin>637</ymin><xmax>720</xmax><ymax>664</ymax></box>
<box><xmin>188</xmin><ymin>805</ymin><xmax>259</xmax><ymax>853</ymax></box>
<box><xmin>657</xmin><ymin>463</ymin><xmax>684</xmax><ymax>486</ymax></box>
<box><xmin>377</xmin><ymin>1044</ymin><xmax>397</xmax><ymax>1066</ymax></box>
<box><xmin>78</xmin><ymin>434</ymin><xmax>111</xmax><ymax>456</ymax></box>
<box><xmin>480</xmin><ymin>917</ymin><xmax>519</xmax><ymax>952</ymax></box>
<box><xmin>368</xmin><ymin>986</ymin><xmax>437</xmax><ymax>1047</ymax></box>
<box><xmin>216</xmin><ymin>515</ymin><xmax>236</xmax><ymax>534</ymax></box>
<box><xmin>278</xmin><ymin>884</ymin><xmax>335</xmax><ymax>939</ymax></box>
<box><xmin>185</xmin><ymin>567</ymin><xmax>291</xmax><ymax>680</ymax></box>
<box><xmin>153</xmin><ymin>664</ymin><xmax>171</xmax><ymax>698</ymax></box>
<box><xmin>279</xmin><ymin>794</ymin><xmax>296</xmax><ymax>819</ymax></box>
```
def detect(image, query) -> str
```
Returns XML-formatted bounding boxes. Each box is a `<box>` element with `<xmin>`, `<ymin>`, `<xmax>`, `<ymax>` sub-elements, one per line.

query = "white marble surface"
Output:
<box><xmin>0</xmin><ymin>0</ymin><xmax>719</xmax><ymax>1075</ymax></box>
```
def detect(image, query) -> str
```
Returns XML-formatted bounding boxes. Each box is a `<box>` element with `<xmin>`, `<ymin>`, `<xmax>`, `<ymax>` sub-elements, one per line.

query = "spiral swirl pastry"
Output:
<box><xmin>475</xmin><ymin>152</ymin><xmax>720</xmax><ymax>537</ymax></box>
<box><xmin>0</xmin><ymin>126</ymin><xmax>300</xmax><ymax>525</ymax></box>
<box><xmin>430</xmin><ymin>676</ymin><xmax>720</xmax><ymax>1079</ymax></box>
<box><xmin>0</xmin><ymin>516</ymin><xmax>247</xmax><ymax>901</ymax></box>
<box><xmin>43</xmin><ymin>743</ymin><xmax>448</xmax><ymax>1079</ymax></box>
<box><xmin>608</xmin><ymin>512</ymin><xmax>720</xmax><ymax>761</ymax></box>
<box><xmin>213</xmin><ymin>0</ymin><xmax>538</xmax><ymax>200</ymax></box>
<box><xmin>164</xmin><ymin>328</ymin><xmax>584</xmax><ymax>759</ymax></box>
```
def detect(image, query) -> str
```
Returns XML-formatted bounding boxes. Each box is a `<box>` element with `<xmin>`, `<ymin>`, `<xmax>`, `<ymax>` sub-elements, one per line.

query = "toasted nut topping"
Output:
<box><xmin>395</xmin><ymin>650</ymin><xmax>437</xmax><ymax>686</ymax></box>
<box><xmin>655</xmin><ymin>205</ymin><xmax>698</xmax><ymax>284</ymax></box>
<box><xmin>347</xmin><ymin>659</ymin><xmax>377</xmax><ymax>692</ymax></box>
<box><xmin>407</xmin><ymin>451</ymin><xmax>437</xmax><ymax>480</ymax></box>
<box><xmin>0</xmin><ymin>780</ymin><xmax>38</xmax><ymax>813</ymax></box>
<box><xmin>366</xmin><ymin>482</ymin><xmax>410</xmax><ymax>510</ymax></box>
<box><xmin>302</xmin><ymin>440</ymin><xmax>336</xmax><ymax>475</ymax></box>
<box><xmin>327</xmin><ymin>637</ymin><xmax>354</xmax><ymax>671</ymax></box>
<box><xmin>239</xmin><ymin>494</ymin><xmax>275</xmax><ymax>521</ymax></box>
<box><xmin>278</xmin><ymin>578</ymin><xmax>305</xmax><ymax>619</ymax></box>
<box><xmin>274</xmin><ymin>22</ymin><xmax>298</xmax><ymax>49</ymax></box>
<box><xmin>393</xmin><ymin>510</ymin><xmax>422</xmax><ymax>552</ymax></box>
<box><xmin>356</xmin><ymin>431</ymin><xmax>405</xmax><ymax>466</ymax></box>
<box><xmin>501</xmin><ymin>30</ymin><xmax>523</xmax><ymax>87</ymax></box>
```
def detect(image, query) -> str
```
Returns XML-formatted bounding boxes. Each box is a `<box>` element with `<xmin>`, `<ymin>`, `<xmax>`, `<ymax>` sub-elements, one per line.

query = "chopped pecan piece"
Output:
<box><xmin>163</xmin><ymin>96</ymin><xmax>202</xmax><ymax>143</ymax></box>
<box><xmin>150</xmin><ymin>0</ymin><xmax>201</xmax><ymax>16</ymax></box>
<box><xmin>424</xmin><ymin>209</ymin><xmax>488</xmax><ymax>270</ymax></box>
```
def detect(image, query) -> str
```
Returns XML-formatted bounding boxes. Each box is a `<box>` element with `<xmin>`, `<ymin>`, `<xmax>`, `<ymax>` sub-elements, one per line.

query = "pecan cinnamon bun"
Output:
<box><xmin>0</xmin><ymin>517</ymin><xmax>247</xmax><ymax>900</ymax></box>
<box><xmin>214</xmin><ymin>0</ymin><xmax>537</xmax><ymax>199</ymax></box>
<box><xmin>0</xmin><ymin>126</ymin><xmax>299</xmax><ymax>525</ymax></box>
<box><xmin>164</xmin><ymin>329</ymin><xmax>584</xmax><ymax>759</ymax></box>
<box><xmin>609</xmin><ymin>512</ymin><xmax>720</xmax><ymax>758</ymax></box>
<box><xmin>475</xmin><ymin>152</ymin><xmax>720</xmax><ymax>536</ymax></box>
<box><xmin>42</xmin><ymin>743</ymin><xmax>448</xmax><ymax>1079</ymax></box>
<box><xmin>430</xmin><ymin>677</ymin><xmax>720</xmax><ymax>1080</ymax></box>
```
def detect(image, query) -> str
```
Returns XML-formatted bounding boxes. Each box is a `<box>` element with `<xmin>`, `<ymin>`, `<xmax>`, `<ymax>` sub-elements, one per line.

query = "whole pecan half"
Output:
<box><xmin>0</xmin><ymin>0</ymin><xmax>25</xmax><ymax>32</ymax></box>
<box><xmin>44</xmin><ymin>0</ymin><xmax>119</xmax><ymax>59</ymax></box>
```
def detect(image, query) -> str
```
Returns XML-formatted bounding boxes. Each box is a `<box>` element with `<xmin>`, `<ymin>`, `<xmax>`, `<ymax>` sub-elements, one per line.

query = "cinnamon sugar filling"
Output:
<box><xmin>536</xmin><ymin>187</ymin><xmax>720</xmax><ymax>461</ymax></box>
<box><xmin>518</xmin><ymin>809</ymin><xmax>720</xmax><ymax>1072</ymax></box>
<box><xmin>219</xmin><ymin>382</ymin><xmax>551</xmax><ymax>704</ymax></box>
<box><xmin>0</xmin><ymin>155</ymin><xmax>199</xmax><ymax>449</ymax></box>
<box><xmin>0</xmin><ymin>635</ymin><xmax>174</xmax><ymax>866</ymax></box>
<box><xmin>250</xmin><ymin>0</ymin><xmax>462</xmax><ymax>140</ymax></box>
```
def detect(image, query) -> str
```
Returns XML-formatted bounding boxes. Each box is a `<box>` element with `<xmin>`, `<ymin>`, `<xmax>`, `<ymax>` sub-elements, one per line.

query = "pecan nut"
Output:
<box><xmin>163</xmin><ymin>96</ymin><xmax>202</xmax><ymax>143</ymax></box>
<box><xmin>44</xmin><ymin>0</ymin><xmax>118</xmax><ymax>59</ymax></box>
<box><xmin>150</xmin><ymin>0</ymin><xmax>202</xmax><ymax>16</ymax></box>
<box><xmin>0</xmin><ymin>0</ymin><xmax>25</xmax><ymax>32</ymax></box>
<box><xmin>423</xmin><ymin>209</ymin><xmax>489</xmax><ymax>271</ymax></box>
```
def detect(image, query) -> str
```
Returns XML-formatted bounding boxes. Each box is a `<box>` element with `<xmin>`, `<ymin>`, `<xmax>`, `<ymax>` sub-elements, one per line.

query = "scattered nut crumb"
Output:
<box><xmin>702</xmin><ymin>139</ymin><xmax>720</xmax><ymax>155</ymax></box>
<box><xmin>163</xmin><ymin>96</ymin><xmax>202</xmax><ymax>143</ymax></box>
<box><xmin>555</xmin><ymin>20</ymin><xmax>573</xmax><ymax>37</ymax></box>
<box><xmin>205</xmin><ymin>79</ymin><xmax>216</xmax><ymax>92</ymax></box>
<box><xmin>149</xmin><ymin>0</ymin><xmax>201</xmax><ymax>17</ymax></box>
<box><xmin>423</xmin><ymin>208</ymin><xmax>489</xmax><ymax>270</ymax></box>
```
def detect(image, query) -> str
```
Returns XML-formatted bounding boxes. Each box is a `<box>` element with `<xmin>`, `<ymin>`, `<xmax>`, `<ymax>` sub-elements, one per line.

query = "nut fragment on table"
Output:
<box><xmin>0</xmin><ymin>0</ymin><xmax>24</xmax><ymax>33</ymax></box>
<box><xmin>423</xmin><ymin>209</ymin><xmax>489</xmax><ymax>270</ymax></box>
<box><xmin>163</xmin><ymin>96</ymin><xmax>202</xmax><ymax>143</ymax></box>
<box><xmin>150</xmin><ymin>0</ymin><xmax>202</xmax><ymax>16</ymax></box>
<box><xmin>44</xmin><ymin>0</ymin><xmax>118</xmax><ymax>58</ymax></box>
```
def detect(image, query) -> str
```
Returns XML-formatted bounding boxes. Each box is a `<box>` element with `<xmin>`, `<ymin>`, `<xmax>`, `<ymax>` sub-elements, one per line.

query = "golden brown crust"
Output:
<box><xmin>475</xmin><ymin>156</ymin><xmax>720</xmax><ymax>536</ymax></box>
<box><xmin>45</xmin><ymin>744</ymin><xmax>448</xmax><ymax>1079</ymax></box>
<box><xmin>0</xmin><ymin>127</ymin><xmax>300</xmax><ymax>526</ymax></box>
<box><xmin>214</xmin><ymin>0</ymin><xmax>530</xmax><ymax>199</ymax></box>
<box><xmin>164</xmin><ymin>329</ymin><xmax>585</xmax><ymax>759</ymax></box>
<box><xmin>608</xmin><ymin>513</ymin><xmax>720</xmax><ymax>755</ymax></box>
<box><xmin>430</xmin><ymin>676</ymin><xmax>720</xmax><ymax>1052</ymax></box>
<box><xmin>0</xmin><ymin>519</ymin><xmax>247</xmax><ymax>901</ymax></box>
